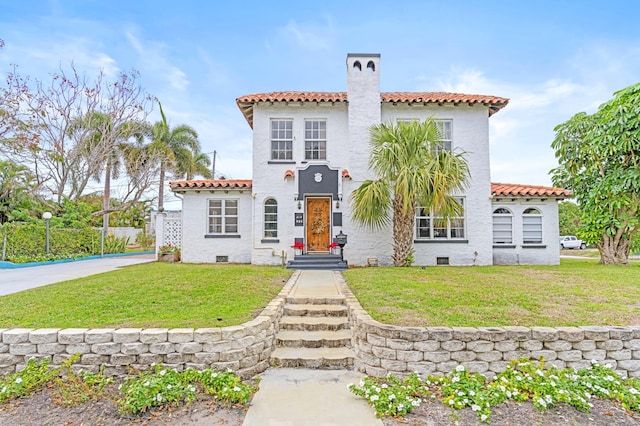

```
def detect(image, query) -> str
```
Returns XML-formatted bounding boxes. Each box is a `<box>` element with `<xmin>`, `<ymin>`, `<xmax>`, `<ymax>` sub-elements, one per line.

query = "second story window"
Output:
<box><xmin>305</xmin><ymin>120</ymin><xmax>326</xmax><ymax>160</ymax></box>
<box><xmin>434</xmin><ymin>120</ymin><xmax>452</xmax><ymax>154</ymax></box>
<box><xmin>271</xmin><ymin>119</ymin><xmax>293</xmax><ymax>160</ymax></box>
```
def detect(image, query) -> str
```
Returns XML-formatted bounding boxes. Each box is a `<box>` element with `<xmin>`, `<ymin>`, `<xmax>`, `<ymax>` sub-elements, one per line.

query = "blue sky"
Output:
<box><xmin>2</xmin><ymin>0</ymin><xmax>640</xmax><ymax>208</ymax></box>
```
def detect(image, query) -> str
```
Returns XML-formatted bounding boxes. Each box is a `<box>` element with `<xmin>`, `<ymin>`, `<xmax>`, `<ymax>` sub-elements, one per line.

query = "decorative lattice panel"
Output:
<box><xmin>164</xmin><ymin>218</ymin><xmax>182</xmax><ymax>248</ymax></box>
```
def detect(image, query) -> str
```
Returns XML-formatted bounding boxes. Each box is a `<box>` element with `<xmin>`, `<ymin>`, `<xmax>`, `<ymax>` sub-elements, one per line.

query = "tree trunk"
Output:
<box><xmin>158</xmin><ymin>165</ymin><xmax>165</xmax><ymax>212</ymax></box>
<box><xmin>597</xmin><ymin>235</ymin><xmax>629</xmax><ymax>265</ymax></box>
<box><xmin>392</xmin><ymin>197</ymin><xmax>415</xmax><ymax>267</ymax></box>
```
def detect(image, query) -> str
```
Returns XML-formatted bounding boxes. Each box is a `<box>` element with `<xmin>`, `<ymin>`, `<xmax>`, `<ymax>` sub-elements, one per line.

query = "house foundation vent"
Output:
<box><xmin>436</xmin><ymin>257</ymin><xmax>450</xmax><ymax>265</ymax></box>
<box><xmin>367</xmin><ymin>257</ymin><xmax>378</xmax><ymax>267</ymax></box>
<box><xmin>216</xmin><ymin>256</ymin><xmax>229</xmax><ymax>263</ymax></box>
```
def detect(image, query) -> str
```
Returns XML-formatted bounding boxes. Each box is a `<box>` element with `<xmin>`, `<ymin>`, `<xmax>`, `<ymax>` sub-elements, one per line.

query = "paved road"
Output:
<box><xmin>0</xmin><ymin>254</ymin><xmax>155</xmax><ymax>296</ymax></box>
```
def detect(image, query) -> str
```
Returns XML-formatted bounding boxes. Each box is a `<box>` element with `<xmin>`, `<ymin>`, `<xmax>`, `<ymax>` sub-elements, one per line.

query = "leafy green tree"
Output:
<box><xmin>558</xmin><ymin>201</ymin><xmax>581</xmax><ymax>236</ymax></box>
<box><xmin>350</xmin><ymin>120</ymin><xmax>470</xmax><ymax>266</ymax></box>
<box><xmin>148</xmin><ymin>102</ymin><xmax>202</xmax><ymax>211</ymax></box>
<box><xmin>109</xmin><ymin>200</ymin><xmax>152</xmax><ymax>228</ymax></box>
<box><xmin>0</xmin><ymin>159</ymin><xmax>38</xmax><ymax>224</ymax></box>
<box><xmin>56</xmin><ymin>197</ymin><xmax>102</xmax><ymax>228</ymax></box>
<box><xmin>551</xmin><ymin>83</ymin><xmax>640</xmax><ymax>265</ymax></box>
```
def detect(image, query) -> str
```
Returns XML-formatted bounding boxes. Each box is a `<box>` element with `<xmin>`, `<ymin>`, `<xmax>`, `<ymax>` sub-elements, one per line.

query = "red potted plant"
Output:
<box><xmin>291</xmin><ymin>241</ymin><xmax>305</xmax><ymax>255</ymax></box>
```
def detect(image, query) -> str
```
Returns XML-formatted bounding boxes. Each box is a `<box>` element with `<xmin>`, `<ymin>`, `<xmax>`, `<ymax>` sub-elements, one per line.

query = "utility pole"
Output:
<box><xmin>212</xmin><ymin>150</ymin><xmax>217</xmax><ymax>178</ymax></box>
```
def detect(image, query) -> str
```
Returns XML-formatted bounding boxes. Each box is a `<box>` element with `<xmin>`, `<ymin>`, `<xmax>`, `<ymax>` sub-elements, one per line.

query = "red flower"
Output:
<box><xmin>327</xmin><ymin>242</ymin><xmax>339</xmax><ymax>249</ymax></box>
<box><xmin>291</xmin><ymin>242</ymin><xmax>305</xmax><ymax>249</ymax></box>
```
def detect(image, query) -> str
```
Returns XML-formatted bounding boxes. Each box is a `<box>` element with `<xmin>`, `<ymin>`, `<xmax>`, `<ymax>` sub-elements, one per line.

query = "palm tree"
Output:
<box><xmin>72</xmin><ymin>112</ymin><xmax>145</xmax><ymax>233</ymax></box>
<box><xmin>179</xmin><ymin>151</ymin><xmax>212</xmax><ymax>180</ymax></box>
<box><xmin>350</xmin><ymin>120</ymin><xmax>470</xmax><ymax>266</ymax></box>
<box><xmin>148</xmin><ymin>102</ymin><xmax>201</xmax><ymax>211</ymax></box>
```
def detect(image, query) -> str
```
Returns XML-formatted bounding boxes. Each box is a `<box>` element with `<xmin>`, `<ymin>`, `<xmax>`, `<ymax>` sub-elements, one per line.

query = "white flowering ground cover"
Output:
<box><xmin>349</xmin><ymin>358</ymin><xmax>640</xmax><ymax>423</ymax></box>
<box><xmin>0</xmin><ymin>357</ymin><xmax>256</xmax><ymax>418</ymax></box>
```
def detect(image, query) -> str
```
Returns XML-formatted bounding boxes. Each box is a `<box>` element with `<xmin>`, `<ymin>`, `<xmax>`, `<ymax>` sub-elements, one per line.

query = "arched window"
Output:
<box><xmin>353</xmin><ymin>60</ymin><xmax>362</xmax><ymax>71</ymax></box>
<box><xmin>522</xmin><ymin>208</ymin><xmax>542</xmax><ymax>244</ymax></box>
<box><xmin>492</xmin><ymin>208</ymin><xmax>513</xmax><ymax>244</ymax></box>
<box><xmin>264</xmin><ymin>198</ymin><xmax>278</xmax><ymax>238</ymax></box>
<box><xmin>366</xmin><ymin>61</ymin><xmax>375</xmax><ymax>72</ymax></box>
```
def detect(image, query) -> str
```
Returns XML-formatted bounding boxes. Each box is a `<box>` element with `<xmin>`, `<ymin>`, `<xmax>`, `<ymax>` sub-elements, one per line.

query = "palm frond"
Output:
<box><xmin>349</xmin><ymin>179</ymin><xmax>392</xmax><ymax>230</ymax></box>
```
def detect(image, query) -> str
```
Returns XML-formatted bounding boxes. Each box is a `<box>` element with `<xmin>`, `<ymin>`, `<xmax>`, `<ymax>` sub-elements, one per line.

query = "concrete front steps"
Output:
<box><xmin>286</xmin><ymin>253</ymin><xmax>348</xmax><ymax>270</ymax></box>
<box><xmin>271</xmin><ymin>295</ymin><xmax>355</xmax><ymax>369</ymax></box>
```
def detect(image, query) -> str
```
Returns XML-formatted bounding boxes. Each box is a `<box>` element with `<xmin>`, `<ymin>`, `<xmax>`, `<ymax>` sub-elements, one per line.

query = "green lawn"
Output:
<box><xmin>0</xmin><ymin>263</ymin><xmax>292</xmax><ymax>329</ymax></box>
<box><xmin>344</xmin><ymin>258</ymin><xmax>640</xmax><ymax>328</ymax></box>
<box><xmin>3</xmin><ymin>259</ymin><xmax>639</xmax><ymax>330</ymax></box>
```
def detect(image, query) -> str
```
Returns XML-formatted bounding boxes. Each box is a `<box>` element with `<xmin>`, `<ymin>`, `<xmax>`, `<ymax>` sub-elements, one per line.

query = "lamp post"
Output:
<box><xmin>43</xmin><ymin>212</ymin><xmax>52</xmax><ymax>255</ymax></box>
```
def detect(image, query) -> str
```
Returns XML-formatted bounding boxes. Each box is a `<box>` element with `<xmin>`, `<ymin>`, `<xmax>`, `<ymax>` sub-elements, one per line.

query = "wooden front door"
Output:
<box><xmin>305</xmin><ymin>197</ymin><xmax>331</xmax><ymax>252</ymax></box>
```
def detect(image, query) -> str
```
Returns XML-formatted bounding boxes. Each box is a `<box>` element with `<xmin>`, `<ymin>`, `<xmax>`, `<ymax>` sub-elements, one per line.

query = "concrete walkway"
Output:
<box><xmin>243</xmin><ymin>270</ymin><xmax>382</xmax><ymax>426</ymax></box>
<box><xmin>0</xmin><ymin>254</ymin><xmax>155</xmax><ymax>296</ymax></box>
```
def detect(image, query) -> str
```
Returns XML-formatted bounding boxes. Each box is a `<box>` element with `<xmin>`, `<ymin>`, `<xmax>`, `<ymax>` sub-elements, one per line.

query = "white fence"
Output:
<box><xmin>155</xmin><ymin>213</ymin><xmax>182</xmax><ymax>252</ymax></box>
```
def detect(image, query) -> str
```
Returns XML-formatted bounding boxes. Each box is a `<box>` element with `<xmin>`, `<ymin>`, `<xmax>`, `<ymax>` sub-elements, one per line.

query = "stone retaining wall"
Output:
<box><xmin>0</xmin><ymin>273</ymin><xmax>299</xmax><ymax>379</ymax></box>
<box><xmin>335</xmin><ymin>273</ymin><xmax>640</xmax><ymax>379</ymax></box>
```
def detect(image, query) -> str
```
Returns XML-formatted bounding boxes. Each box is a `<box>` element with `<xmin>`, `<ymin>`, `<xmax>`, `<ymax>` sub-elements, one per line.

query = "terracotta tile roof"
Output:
<box><xmin>170</xmin><ymin>179</ymin><xmax>569</xmax><ymax>199</ymax></box>
<box><xmin>169</xmin><ymin>179</ymin><xmax>252</xmax><ymax>190</ymax></box>
<box><xmin>491</xmin><ymin>182</ymin><xmax>572</xmax><ymax>198</ymax></box>
<box><xmin>342</xmin><ymin>169</ymin><xmax>351</xmax><ymax>179</ymax></box>
<box><xmin>236</xmin><ymin>91</ymin><xmax>347</xmax><ymax>104</ymax></box>
<box><xmin>236</xmin><ymin>91</ymin><xmax>509</xmax><ymax>127</ymax></box>
<box><xmin>381</xmin><ymin>92</ymin><xmax>508</xmax><ymax>109</ymax></box>
<box><xmin>284</xmin><ymin>169</ymin><xmax>295</xmax><ymax>179</ymax></box>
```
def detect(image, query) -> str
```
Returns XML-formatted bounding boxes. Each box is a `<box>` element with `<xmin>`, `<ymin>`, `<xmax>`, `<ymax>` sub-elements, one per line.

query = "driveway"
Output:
<box><xmin>0</xmin><ymin>254</ymin><xmax>155</xmax><ymax>296</ymax></box>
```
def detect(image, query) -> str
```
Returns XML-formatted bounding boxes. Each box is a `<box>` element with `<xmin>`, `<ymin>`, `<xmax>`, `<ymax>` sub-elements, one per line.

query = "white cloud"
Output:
<box><xmin>125</xmin><ymin>31</ymin><xmax>190</xmax><ymax>92</ymax></box>
<box><xmin>411</xmin><ymin>42</ymin><xmax>640</xmax><ymax>187</ymax></box>
<box><xmin>3</xmin><ymin>34</ymin><xmax>120</xmax><ymax>79</ymax></box>
<box><xmin>275</xmin><ymin>17</ymin><xmax>336</xmax><ymax>52</ymax></box>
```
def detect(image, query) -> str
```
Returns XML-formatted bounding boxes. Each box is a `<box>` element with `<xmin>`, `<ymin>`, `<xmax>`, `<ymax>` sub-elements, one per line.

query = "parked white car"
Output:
<box><xmin>559</xmin><ymin>236</ymin><xmax>587</xmax><ymax>250</ymax></box>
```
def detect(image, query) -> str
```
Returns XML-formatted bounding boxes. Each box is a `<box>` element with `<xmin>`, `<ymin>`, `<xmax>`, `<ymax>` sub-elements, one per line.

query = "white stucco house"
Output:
<box><xmin>167</xmin><ymin>53</ymin><xmax>571</xmax><ymax>267</ymax></box>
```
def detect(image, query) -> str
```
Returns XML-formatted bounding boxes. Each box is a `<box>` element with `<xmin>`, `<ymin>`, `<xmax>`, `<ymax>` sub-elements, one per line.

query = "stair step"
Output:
<box><xmin>276</xmin><ymin>330</ymin><xmax>352</xmax><ymax>348</ymax></box>
<box><xmin>292</xmin><ymin>254</ymin><xmax>343</xmax><ymax>261</ymax></box>
<box><xmin>286</xmin><ymin>296</ymin><xmax>346</xmax><ymax>306</ymax></box>
<box><xmin>283</xmin><ymin>304</ymin><xmax>348</xmax><ymax>317</ymax></box>
<box><xmin>271</xmin><ymin>347</ymin><xmax>355</xmax><ymax>369</ymax></box>
<box><xmin>286</xmin><ymin>263</ymin><xmax>348</xmax><ymax>271</ymax></box>
<box><xmin>279</xmin><ymin>316</ymin><xmax>349</xmax><ymax>331</ymax></box>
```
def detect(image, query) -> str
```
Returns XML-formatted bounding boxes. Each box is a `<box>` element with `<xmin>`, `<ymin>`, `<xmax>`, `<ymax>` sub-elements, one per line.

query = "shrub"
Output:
<box><xmin>135</xmin><ymin>231</ymin><xmax>155</xmax><ymax>250</ymax></box>
<box><xmin>103</xmin><ymin>234</ymin><xmax>129</xmax><ymax>254</ymax></box>
<box><xmin>117</xmin><ymin>366</ymin><xmax>256</xmax><ymax>415</ymax></box>
<box><xmin>1</xmin><ymin>223</ymin><xmax>100</xmax><ymax>261</ymax></box>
